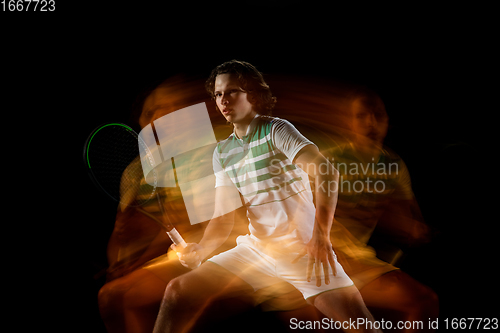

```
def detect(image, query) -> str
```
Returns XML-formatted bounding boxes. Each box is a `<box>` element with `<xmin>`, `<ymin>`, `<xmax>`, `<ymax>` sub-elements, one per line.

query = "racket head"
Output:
<box><xmin>84</xmin><ymin>123</ymin><xmax>158</xmax><ymax>208</ymax></box>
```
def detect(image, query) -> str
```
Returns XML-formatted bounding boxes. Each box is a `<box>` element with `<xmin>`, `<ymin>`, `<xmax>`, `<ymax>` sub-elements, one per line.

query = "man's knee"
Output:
<box><xmin>163</xmin><ymin>276</ymin><xmax>190</xmax><ymax>308</ymax></box>
<box><xmin>384</xmin><ymin>271</ymin><xmax>439</xmax><ymax>315</ymax></box>
<box><xmin>98</xmin><ymin>280</ymin><xmax>129</xmax><ymax>317</ymax></box>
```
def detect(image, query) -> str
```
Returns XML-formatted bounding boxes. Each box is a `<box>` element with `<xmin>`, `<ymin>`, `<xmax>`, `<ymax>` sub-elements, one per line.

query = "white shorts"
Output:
<box><xmin>207</xmin><ymin>235</ymin><xmax>353</xmax><ymax>300</ymax></box>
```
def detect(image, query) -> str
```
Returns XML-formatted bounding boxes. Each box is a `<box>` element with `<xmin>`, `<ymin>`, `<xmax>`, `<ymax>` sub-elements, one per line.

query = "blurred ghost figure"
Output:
<box><xmin>97</xmin><ymin>75</ymin><xmax>246</xmax><ymax>333</ymax></box>
<box><xmin>323</xmin><ymin>86</ymin><xmax>439</xmax><ymax>332</ymax></box>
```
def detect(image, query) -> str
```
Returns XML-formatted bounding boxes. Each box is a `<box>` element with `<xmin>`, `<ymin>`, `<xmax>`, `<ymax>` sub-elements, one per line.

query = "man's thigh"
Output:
<box><xmin>359</xmin><ymin>269</ymin><xmax>435</xmax><ymax>310</ymax></box>
<box><xmin>277</xmin><ymin>251</ymin><xmax>353</xmax><ymax>300</ymax></box>
<box><xmin>207</xmin><ymin>240</ymin><xmax>282</xmax><ymax>292</ymax></box>
<box><xmin>170</xmin><ymin>261</ymin><xmax>255</xmax><ymax>301</ymax></box>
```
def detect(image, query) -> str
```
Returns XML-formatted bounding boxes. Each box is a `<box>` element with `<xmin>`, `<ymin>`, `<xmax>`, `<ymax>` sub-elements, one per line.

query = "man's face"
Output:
<box><xmin>139</xmin><ymin>86</ymin><xmax>184</xmax><ymax>129</ymax></box>
<box><xmin>214</xmin><ymin>73</ymin><xmax>256</xmax><ymax>124</ymax></box>
<box><xmin>351</xmin><ymin>99</ymin><xmax>388</xmax><ymax>146</ymax></box>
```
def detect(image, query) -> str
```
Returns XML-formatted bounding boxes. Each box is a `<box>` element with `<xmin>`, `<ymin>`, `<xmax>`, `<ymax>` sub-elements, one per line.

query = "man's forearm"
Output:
<box><xmin>313</xmin><ymin>167</ymin><xmax>339</xmax><ymax>237</ymax></box>
<box><xmin>198</xmin><ymin>214</ymin><xmax>234</xmax><ymax>259</ymax></box>
<box><xmin>293</xmin><ymin>145</ymin><xmax>339</xmax><ymax>239</ymax></box>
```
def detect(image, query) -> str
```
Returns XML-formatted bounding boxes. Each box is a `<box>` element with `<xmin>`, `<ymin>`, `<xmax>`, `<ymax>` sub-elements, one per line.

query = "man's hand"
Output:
<box><xmin>171</xmin><ymin>243</ymin><xmax>203</xmax><ymax>269</ymax></box>
<box><xmin>292</xmin><ymin>235</ymin><xmax>337</xmax><ymax>287</ymax></box>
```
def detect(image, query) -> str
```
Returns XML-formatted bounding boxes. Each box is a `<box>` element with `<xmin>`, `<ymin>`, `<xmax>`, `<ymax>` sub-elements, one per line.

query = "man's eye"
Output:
<box><xmin>143</xmin><ymin>109</ymin><xmax>155</xmax><ymax>118</ymax></box>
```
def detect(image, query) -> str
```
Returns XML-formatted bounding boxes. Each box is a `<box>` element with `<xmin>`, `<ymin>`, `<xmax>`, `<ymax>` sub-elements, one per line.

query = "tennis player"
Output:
<box><xmin>153</xmin><ymin>60</ymin><xmax>381</xmax><ymax>333</ymax></box>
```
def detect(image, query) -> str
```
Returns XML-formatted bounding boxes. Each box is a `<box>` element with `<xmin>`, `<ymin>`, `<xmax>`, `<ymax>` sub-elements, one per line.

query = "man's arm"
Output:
<box><xmin>174</xmin><ymin>185</ymin><xmax>238</xmax><ymax>268</ymax></box>
<box><xmin>198</xmin><ymin>185</ymin><xmax>238</xmax><ymax>257</ymax></box>
<box><xmin>378</xmin><ymin>159</ymin><xmax>431</xmax><ymax>246</ymax></box>
<box><xmin>378</xmin><ymin>198</ymin><xmax>431</xmax><ymax>246</ymax></box>
<box><xmin>292</xmin><ymin>144</ymin><xmax>340</xmax><ymax>287</ymax></box>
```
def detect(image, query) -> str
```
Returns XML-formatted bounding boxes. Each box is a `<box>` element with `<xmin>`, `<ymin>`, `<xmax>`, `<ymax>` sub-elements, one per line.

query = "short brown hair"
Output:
<box><xmin>205</xmin><ymin>60</ymin><xmax>276</xmax><ymax>115</ymax></box>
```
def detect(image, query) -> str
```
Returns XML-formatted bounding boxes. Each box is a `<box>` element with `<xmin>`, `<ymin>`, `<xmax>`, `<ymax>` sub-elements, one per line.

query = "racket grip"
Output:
<box><xmin>167</xmin><ymin>228</ymin><xmax>187</xmax><ymax>249</ymax></box>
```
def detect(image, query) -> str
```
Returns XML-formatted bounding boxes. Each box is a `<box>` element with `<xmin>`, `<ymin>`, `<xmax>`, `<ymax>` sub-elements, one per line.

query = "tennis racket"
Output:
<box><xmin>84</xmin><ymin>122</ymin><xmax>187</xmax><ymax>248</ymax></box>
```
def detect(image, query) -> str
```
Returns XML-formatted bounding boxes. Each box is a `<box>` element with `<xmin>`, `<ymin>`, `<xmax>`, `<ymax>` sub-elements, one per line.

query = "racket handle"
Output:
<box><xmin>167</xmin><ymin>228</ymin><xmax>187</xmax><ymax>249</ymax></box>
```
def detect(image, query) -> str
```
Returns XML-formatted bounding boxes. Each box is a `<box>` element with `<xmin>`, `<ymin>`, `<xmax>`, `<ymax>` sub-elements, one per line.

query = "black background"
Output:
<box><xmin>3</xmin><ymin>2</ymin><xmax>494</xmax><ymax>331</ymax></box>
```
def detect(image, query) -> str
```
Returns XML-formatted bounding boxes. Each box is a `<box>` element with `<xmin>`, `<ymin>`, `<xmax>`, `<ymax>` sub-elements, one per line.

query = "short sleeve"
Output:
<box><xmin>270</xmin><ymin>118</ymin><xmax>317</xmax><ymax>162</ymax></box>
<box><xmin>213</xmin><ymin>145</ymin><xmax>233</xmax><ymax>188</ymax></box>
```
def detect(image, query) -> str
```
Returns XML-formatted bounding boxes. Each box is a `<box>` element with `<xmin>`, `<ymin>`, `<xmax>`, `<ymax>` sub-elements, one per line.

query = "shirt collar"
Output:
<box><xmin>233</xmin><ymin>114</ymin><xmax>260</xmax><ymax>139</ymax></box>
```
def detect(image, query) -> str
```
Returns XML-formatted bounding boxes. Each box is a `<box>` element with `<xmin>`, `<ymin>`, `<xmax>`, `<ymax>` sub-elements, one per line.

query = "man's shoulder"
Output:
<box><xmin>380</xmin><ymin>146</ymin><xmax>404</xmax><ymax>164</ymax></box>
<box><xmin>257</xmin><ymin>115</ymin><xmax>279</xmax><ymax>126</ymax></box>
<box><xmin>215</xmin><ymin>134</ymin><xmax>237</xmax><ymax>154</ymax></box>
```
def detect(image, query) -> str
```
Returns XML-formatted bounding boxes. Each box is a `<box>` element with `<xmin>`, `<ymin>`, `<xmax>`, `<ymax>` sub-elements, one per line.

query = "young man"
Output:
<box><xmin>153</xmin><ymin>60</ymin><xmax>381</xmax><ymax>333</ymax></box>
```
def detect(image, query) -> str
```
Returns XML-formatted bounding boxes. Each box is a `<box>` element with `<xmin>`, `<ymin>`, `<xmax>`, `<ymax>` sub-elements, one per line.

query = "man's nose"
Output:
<box><xmin>221</xmin><ymin>93</ymin><xmax>229</xmax><ymax>105</ymax></box>
<box><xmin>367</xmin><ymin>113</ymin><xmax>377</xmax><ymax>127</ymax></box>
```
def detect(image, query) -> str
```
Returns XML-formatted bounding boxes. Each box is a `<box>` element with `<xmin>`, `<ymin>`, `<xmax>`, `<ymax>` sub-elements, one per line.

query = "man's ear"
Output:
<box><xmin>248</xmin><ymin>93</ymin><xmax>257</xmax><ymax>104</ymax></box>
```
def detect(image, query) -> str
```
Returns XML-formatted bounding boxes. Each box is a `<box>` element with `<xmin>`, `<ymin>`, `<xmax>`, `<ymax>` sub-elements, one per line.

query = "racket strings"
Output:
<box><xmin>87</xmin><ymin>123</ymin><xmax>192</xmax><ymax>251</ymax></box>
<box><xmin>88</xmin><ymin>125</ymin><xmax>156</xmax><ymax>207</ymax></box>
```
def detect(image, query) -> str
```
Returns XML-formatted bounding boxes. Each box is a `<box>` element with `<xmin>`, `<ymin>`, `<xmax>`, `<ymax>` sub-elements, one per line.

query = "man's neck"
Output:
<box><xmin>352</xmin><ymin>141</ymin><xmax>383</xmax><ymax>162</ymax></box>
<box><xmin>233</xmin><ymin>113</ymin><xmax>258</xmax><ymax>139</ymax></box>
